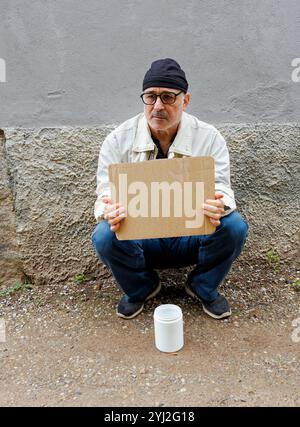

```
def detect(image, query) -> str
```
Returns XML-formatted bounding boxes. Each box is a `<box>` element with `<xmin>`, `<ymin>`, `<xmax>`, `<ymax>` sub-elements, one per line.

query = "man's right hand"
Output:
<box><xmin>102</xmin><ymin>197</ymin><xmax>126</xmax><ymax>232</ymax></box>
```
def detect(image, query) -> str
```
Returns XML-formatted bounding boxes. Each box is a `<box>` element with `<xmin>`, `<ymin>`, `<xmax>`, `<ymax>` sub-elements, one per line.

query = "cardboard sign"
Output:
<box><xmin>108</xmin><ymin>156</ymin><xmax>216</xmax><ymax>240</ymax></box>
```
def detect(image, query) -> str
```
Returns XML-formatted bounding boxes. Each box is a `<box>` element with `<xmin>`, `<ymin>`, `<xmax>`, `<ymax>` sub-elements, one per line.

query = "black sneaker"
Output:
<box><xmin>185</xmin><ymin>283</ymin><xmax>231</xmax><ymax>319</ymax></box>
<box><xmin>117</xmin><ymin>282</ymin><xmax>161</xmax><ymax>320</ymax></box>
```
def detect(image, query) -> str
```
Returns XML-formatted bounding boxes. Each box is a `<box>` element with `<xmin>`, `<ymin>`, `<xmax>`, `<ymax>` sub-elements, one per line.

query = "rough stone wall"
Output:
<box><xmin>219</xmin><ymin>124</ymin><xmax>300</xmax><ymax>263</ymax></box>
<box><xmin>2</xmin><ymin>127</ymin><xmax>113</xmax><ymax>285</ymax></box>
<box><xmin>0</xmin><ymin>130</ymin><xmax>24</xmax><ymax>286</ymax></box>
<box><xmin>1</xmin><ymin>124</ymin><xmax>299</xmax><ymax>286</ymax></box>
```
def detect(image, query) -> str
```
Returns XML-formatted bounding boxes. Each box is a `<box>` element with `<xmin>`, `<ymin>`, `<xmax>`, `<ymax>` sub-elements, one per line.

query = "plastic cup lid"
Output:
<box><xmin>154</xmin><ymin>304</ymin><xmax>182</xmax><ymax>322</ymax></box>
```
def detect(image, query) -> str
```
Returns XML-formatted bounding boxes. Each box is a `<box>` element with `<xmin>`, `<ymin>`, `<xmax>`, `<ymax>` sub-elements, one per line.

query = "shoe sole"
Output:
<box><xmin>184</xmin><ymin>284</ymin><xmax>231</xmax><ymax>320</ymax></box>
<box><xmin>116</xmin><ymin>282</ymin><xmax>162</xmax><ymax>320</ymax></box>
<box><xmin>116</xmin><ymin>304</ymin><xmax>145</xmax><ymax>320</ymax></box>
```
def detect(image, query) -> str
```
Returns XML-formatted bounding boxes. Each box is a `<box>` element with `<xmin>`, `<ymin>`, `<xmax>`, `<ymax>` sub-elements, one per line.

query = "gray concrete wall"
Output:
<box><xmin>0</xmin><ymin>0</ymin><xmax>299</xmax><ymax>126</ymax></box>
<box><xmin>1</xmin><ymin>125</ymin><xmax>299</xmax><ymax>286</ymax></box>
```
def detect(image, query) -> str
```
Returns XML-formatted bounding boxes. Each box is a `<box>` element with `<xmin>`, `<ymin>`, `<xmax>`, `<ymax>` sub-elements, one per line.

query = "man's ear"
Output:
<box><xmin>183</xmin><ymin>92</ymin><xmax>191</xmax><ymax>110</ymax></box>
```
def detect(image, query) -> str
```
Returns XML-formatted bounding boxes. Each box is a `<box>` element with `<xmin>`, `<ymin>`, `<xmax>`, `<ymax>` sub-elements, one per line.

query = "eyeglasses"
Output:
<box><xmin>140</xmin><ymin>91</ymin><xmax>182</xmax><ymax>105</ymax></box>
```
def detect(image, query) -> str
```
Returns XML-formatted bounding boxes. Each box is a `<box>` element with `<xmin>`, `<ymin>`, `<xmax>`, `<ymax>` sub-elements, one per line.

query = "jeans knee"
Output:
<box><xmin>221</xmin><ymin>212</ymin><xmax>249</xmax><ymax>247</ymax></box>
<box><xmin>91</xmin><ymin>220</ymin><xmax>114</xmax><ymax>258</ymax></box>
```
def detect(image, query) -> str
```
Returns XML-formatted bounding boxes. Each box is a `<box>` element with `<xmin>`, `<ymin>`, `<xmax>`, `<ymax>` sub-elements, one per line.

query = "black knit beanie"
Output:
<box><xmin>143</xmin><ymin>58</ymin><xmax>188</xmax><ymax>93</ymax></box>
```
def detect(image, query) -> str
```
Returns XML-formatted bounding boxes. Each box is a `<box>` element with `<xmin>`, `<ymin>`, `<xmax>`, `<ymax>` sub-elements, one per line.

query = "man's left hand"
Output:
<box><xmin>202</xmin><ymin>193</ymin><xmax>225</xmax><ymax>227</ymax></box>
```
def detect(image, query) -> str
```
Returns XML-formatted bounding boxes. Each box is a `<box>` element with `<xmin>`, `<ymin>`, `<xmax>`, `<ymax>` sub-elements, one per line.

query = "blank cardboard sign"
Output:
<box><xmin>108</xmin><ymin>156</ymin><xmax>216</xmax><ymax>240</ymax></box>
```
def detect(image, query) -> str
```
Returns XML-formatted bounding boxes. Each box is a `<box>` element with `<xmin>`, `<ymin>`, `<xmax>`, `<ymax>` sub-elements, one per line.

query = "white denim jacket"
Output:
<box><xmin>94</xmin><ymin>112</ymin><xmax>236</xmax><ymax>222</ymax></box>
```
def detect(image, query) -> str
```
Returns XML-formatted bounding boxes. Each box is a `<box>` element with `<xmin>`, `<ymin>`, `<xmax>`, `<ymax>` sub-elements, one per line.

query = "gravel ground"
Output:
<box><xmin>0</xmin><ymin>258</ymin><xmax>299</xmax><ymax>407</ymax></box>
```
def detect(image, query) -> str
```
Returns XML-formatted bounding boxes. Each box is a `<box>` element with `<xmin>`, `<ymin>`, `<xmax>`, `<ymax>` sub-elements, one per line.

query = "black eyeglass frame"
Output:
<box><xmin>140</xmin><ymin>90</ymin><xmax>183</xmax><ymax>105</ymax></box>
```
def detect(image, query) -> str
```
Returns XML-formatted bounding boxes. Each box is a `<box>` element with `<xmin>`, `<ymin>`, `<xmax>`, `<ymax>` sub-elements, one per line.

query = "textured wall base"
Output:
<box><xmin>0</xmin><ymin>130</ymin><xmax>24</xmax><ymax>286</ymax></box>
<box><xmin>219</xmin><ymin>124</ymin><xmax>299</xmax><ymax>264</ymax></box>
<box><xmin>1</xmin><ymin>124</ymin><xmax>299</xmax><ymax>286</ymax></box>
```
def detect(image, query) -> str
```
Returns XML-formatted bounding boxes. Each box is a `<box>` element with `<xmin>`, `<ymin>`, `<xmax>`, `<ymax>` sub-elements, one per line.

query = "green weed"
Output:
<box><xmin>0</xmin><ymin>282</ymin><xmax>33</xmax><ymax>297</ymax></box>
<box><xmin>73</xmin><ymin>274</ymin><xmax>88</xmax><ymax>284</ymax></box>
<box><xmin>292</xmin><ymin>279</ymin><xmax>300</xmax><ymax>292</ymax></box>
<box><xmin>266</xmin><ymin>249</ymin><xmax>281</xmax><ymax>272</ymax></box>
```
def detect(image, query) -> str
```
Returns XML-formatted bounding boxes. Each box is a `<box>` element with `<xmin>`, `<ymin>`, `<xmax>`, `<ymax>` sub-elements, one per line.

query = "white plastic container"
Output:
<box><xmin>154</xmin><ymin>304</ymin><xmax>184</xmax><ymax>353</ymax></box>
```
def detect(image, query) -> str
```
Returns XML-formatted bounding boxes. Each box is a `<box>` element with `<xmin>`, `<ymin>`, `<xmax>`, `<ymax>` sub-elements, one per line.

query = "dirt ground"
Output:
<box><xmin>0</xmin><ymin>260</ymin><xmax>299</xmax><ymax>407</ymax></box>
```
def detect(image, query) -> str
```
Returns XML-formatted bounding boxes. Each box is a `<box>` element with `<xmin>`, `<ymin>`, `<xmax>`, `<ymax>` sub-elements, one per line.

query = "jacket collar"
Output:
<box><xmin>133</xmin><ymin>112</ymin><xmax>193</xmax><ymax>156</ymax></box>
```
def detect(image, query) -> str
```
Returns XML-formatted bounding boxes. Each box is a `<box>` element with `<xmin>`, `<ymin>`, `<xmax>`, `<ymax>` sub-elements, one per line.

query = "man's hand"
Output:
<box><xmin>202</xmin><ymin>193</ymin><xmax>225</xmax><ymax>227</ymax></box>
<box><xmin>102</xmin><ymin>197</ymin><xmax>126</xmax><ymax>232</ymax></box>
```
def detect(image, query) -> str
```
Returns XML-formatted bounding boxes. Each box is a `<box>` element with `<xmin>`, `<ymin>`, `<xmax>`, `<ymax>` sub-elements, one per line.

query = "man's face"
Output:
<box><xmin>143</xmin><ymin>87</ymin><xmax>191</xmax><ymax>133</ymax></box>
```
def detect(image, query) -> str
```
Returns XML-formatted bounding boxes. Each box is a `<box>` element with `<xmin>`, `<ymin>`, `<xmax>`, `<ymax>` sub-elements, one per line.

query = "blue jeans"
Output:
<box><xmin>91</xmin><ymin>211</ymin><xmax>249</xmax><ymax>303</ymax></box>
